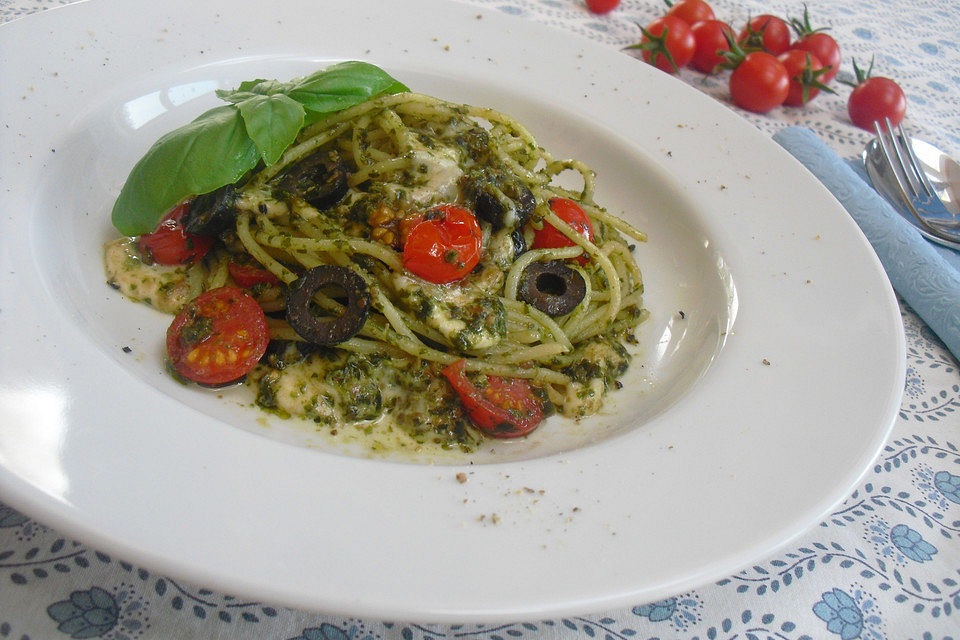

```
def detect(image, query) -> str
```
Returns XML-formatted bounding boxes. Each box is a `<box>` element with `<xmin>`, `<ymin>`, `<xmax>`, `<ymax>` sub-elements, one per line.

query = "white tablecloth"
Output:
<box><xmin>1</xmin><ymin>0</ymin><xmax>958</xmax><ymax>638</ymax></box>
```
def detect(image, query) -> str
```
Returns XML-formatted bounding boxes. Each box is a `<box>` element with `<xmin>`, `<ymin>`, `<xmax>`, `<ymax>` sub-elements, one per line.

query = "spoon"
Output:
<box><xmin>862</xmin><ymin>134</ymin><xmax>960</xmax><ymax>251</ymax></box>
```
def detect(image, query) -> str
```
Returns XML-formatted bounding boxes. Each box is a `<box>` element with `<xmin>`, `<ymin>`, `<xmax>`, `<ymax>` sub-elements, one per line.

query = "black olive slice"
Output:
<box><xmin>512</xmin><ymin>184</ymin><xmax>536</xmax><ymax>227</ymax></box>
<box><xmin>518</xmin><ymin>260</ymin><xmax>586</xmax><ymax>317</ymax></box>
<box><xmin>286</xmin><ymin>266</ymin><xmax>371</xmax><ymax>345</ymax></box>
<box><xmin>183</xmin><ymin>184</ymin><xmax>240</xmax><ymax>236</ymax></box>
<box><xmin>276</xmin><ymin>150</ymin><xmax>348</xmax><ymax>210</ymax></box>
<box><xmin>510</xmin><ymin>229</ymin><xmax>527</xmax><ymax>260</ymax></box>
<box><xmin>468</xmin><ymin>173</ymin><xmax>536</xmax><ymax>231</ymax></box>
<box><xmin>474</xmin><ymin>190</ymin><xmax>502</xmax><ymax>227</ymax></box>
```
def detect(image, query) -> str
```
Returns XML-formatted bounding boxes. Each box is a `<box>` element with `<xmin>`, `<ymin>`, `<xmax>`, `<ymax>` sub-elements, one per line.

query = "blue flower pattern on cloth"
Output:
<box><xmin>288</xmin><ymin>623</ymin><xmax>359</xmax><ymax>640</ymax></box>
<box><xmin>632</xmin><ymin>598</ymin><xmax>676</xmax><ymax>622</ymax></box>
<box><xmin>0</xmin><ymin>503</ymin><xmax>29</xmax><ymax>528</ymax></box>
<box><xmin>889</xmin><ymin>524</ymin><xmax>938</xmax><ymax>562</ymax></box>
<box><xmin>813</xmin><ymin>589</ymin><xmax>863</xmax><ymax>640</ymax></box>
<box><xmin>934</xmin><ymin>470</ymin><xmax>960</xmax><ymax>503</ymax></box>
<box><xmin>47</xmin><ymin>587</ymin><xmax>119</xmax><ymax>638</ymax></box>
<box><xmin>0</xmin><ymin>1</ymin><xmax>959</xmax><ymax>640</ymax></box>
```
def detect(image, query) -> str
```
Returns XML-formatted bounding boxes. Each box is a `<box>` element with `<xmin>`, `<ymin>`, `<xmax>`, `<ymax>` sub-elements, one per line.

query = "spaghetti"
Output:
<box><xmin>105</xmin><ymin>89</ymin><xmax>649</xmax><ymax>452</ymax></box>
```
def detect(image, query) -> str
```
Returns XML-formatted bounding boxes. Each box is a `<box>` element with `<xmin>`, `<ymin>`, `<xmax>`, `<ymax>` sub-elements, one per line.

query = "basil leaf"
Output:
<box><xmin>236</xmin><ymin>78</ymin><xmax>280</xmax><ymax>94</ymax></box>
<box><xmin>215</xmin><ymin>90</ymin><xmax>259</xmax><ymax>104</ymax></box>
<box><xmin>111</xmin><ymin>105</ymin><xmax>259</xmax><ymax>236</ymax></box>
<box><xmin>111</xmin><ymin>61</ymin><xmax>408</xmax><ymax>236</ymax></box>
<box><xmin>217</xmin><ymin>78</ymin><xmax>287</xmax><ymax>101</ymax></box>
<box><xmin>237</xmin><ymin>94</ymin><xmax>305</xmax><ymax>166</ymax></box>
<box><xmin>287</xmin><ymin>61</ymin><xmax>410</xmax><ymax>117</ymax></box>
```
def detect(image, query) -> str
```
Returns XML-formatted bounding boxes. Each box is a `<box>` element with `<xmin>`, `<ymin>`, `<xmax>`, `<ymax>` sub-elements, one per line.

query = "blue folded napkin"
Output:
<box><xmin>772</xmin><ymin>126</ymin><xmax>960</xmax><ymax>362</ymax></box>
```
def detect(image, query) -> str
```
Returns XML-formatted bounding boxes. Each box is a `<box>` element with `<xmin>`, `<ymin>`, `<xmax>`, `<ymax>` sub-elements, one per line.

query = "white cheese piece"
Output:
<box><xmin>103</xmin><ymin>237</ymin><xmax>192</xmax><ymax>314</ymax></box>
<box><xmin>405</xmin><ymin>147</ymin><xmax>464</xmax><ymax>206</ymax></box>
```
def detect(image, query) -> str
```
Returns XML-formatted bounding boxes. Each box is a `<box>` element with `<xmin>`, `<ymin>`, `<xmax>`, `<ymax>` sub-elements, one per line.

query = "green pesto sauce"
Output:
<box><xmin>246</xmin><ymin>345</ymin><xmax>483</xmax><ymax>453</ymax></box>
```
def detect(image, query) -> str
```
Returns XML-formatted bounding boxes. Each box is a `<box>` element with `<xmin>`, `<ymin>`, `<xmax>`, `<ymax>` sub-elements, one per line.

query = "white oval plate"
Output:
<box><xmin>0</xmin><ymin>0</ymin><xmax>904</xmax><ymax>623</ymax></box>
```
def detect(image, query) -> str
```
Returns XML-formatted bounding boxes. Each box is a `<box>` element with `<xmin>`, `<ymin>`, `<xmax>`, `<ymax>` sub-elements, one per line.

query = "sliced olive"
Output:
<box><xmin>465</xmin><ymin>171</ymin><xmax>535</xmax><ymax>231</ymax></box>
<box><xmin>510</xmin><ymin>229</ymin><xmax>527</xmax><ymax>260</ymax></box>
<box><xmin>276</xmin><ymin>150</ymin><xmax>348</xmax><ymax>210</ymax></box>
<box><xmin>286</xmin><ymin>266</ymin><xmax>371</xmax><ymax>345</ymax></box>
<box><xmin>518</xmin><ymin>260</ymin><xmax>586</xmax><ymax>317</ymax></box>
<box><xmin>183</xmin><ymin>184</ymin><xmax>240</xmax><ymax>236</ymax></box>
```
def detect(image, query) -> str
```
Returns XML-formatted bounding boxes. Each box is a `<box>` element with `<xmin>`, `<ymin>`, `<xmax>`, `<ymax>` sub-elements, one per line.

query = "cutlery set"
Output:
<box><xmin>863</xmin><ymin>119</ymin><xmax>960</xmax><ymax>250</ymax></box>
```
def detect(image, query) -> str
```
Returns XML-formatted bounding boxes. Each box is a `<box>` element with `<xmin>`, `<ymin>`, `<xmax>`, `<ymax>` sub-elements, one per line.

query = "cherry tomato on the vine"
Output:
<box><xmin>585</xmin><ymin>0</ymin><xmax>620</xmax><ymax>14</ymax></box>
<box><xmin>791</xmin><ymin>33</ymin><xmax>840</xmax><ymax>84</ymax></box>
<box><xmin>789</xmin><ymin>5</ymin><xmax>841</xmax><ymax>84</ymax></box>
<box><xmin>532</xmin><ymin>198</ymin><xmax>595</xmax><ymax>264</ymax></box>
<box><xmin>137</xmin><ymin>202</ymin><xmax>213</xmax><ymax>266</ymax></box>
<box><xmin>166</xmin><ymin>286</ymin><xmax>270</xmax><ymax>386</ymax></box>
<box><xmin>729</xmin><ymin>51</ymin><xmax>789</xmax><ymax>113</ymax></box>
<box><xmin>846</xmin><ymin>59</ymin><xmax>906</xmax><ymax>131</ymax></box>
<box><xmin>738</xmin><ymin>14</ymin><xmax>792</xmax><ymax>56</ymax></box>
<box><xmin>626</xmin><ymin>15</ymin><xmax>696</xmax><ymax>73</ymax></box>
<box><xmin>690</xmin><ymin>19</ymin><xmax>734</xmax><ymax>73</ymax></box>
<box><xmin>777</xmin><ymin>49</ymin><xmax>831</xmax><ymax>106</ymax></box>
<box><xmin>665</xmin><ymin>0</ymin><xmax>715</xmax><ymax>26</ymax></box>
<box><xmin>402</xmin><ymin>204</ymin><xmax>483</xmax><ymax>284</ymax></box>
<box><xmin>441</xmin><ymin>359</ymin><xmax>546</xmax><ymax>438</ymax></box>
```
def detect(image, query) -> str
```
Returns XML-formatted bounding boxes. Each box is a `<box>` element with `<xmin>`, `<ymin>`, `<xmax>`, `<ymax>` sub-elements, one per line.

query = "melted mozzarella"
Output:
<box><xmin>103</xmin><ymin>238</ymin><xmax>192</xmax><ymax>313</ymax></box>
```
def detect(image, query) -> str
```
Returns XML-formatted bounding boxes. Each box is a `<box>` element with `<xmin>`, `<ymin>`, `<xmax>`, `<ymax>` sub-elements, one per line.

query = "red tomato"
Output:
<box><xmin>849</xmin><ymin>77</ymin><xmax>907</xmax><ymax>131</ymax></box>
<box><xmin>585</xmin><ymin>0</ymin><xmax>620</xmax><ymax>14</ymax></box>
<box><xmin>631</xmin><ymin>15</ymin><xmax>696</xmax><ymax>73</ymax></box>
<box><xmin>532</xmin><ymin>198</ymin><xmax>595</xmax><ymax>264</ymax></box>
<box><xmin>689</xmin><ymin>19</ymin><xmax>734</xmax><ymax>73</ymax></box>
<box><xmin>792</xmin><ymin>33</ymin><xmax>840</xmax><ymax>84</ymax></box>
<box><xmin>137</xmin><ymin>203</ymin><xmax>213</xmax><ymax>265</ymax></box>
<box><xmin>402</xmin><ymin>204</ymin><xmax>482</xmax><ymax>284</ymax></box>
<box><xmin>665</xmin><ymin>0</ymin><xmax>715</xmax><ymax>25</ymax></box>
<box><xmin>228</xmin><ymin>261</ymin><xmax>281</xmax><ymax>288</ymax></box>
<box><xmin>441</xmin><ymin>359</ymin><xmax>545</xmax><ymax>438</ymax></box>
<box><xmin>166</xmin><ymin>286</ymin><xmax>270</xmax><ymax>386</ymax></box>
<box><xmin>738</xmin><ymin>15</ymin><xmax>791</xmax><ymax>55</ymax></box>
<box><xmin>778</xmin><ymin>49</ymin><xmax>828</xmax><ymax>106</ymax></box>
<box><xmin>789</xmin><ymin>6</ymin><xmax>841</xmax><ymax>84</ymax></box>
<box><xmin>845</xmin><ymin>58</ymin><xmax>907</xmax><ymax>131</ymax></box>
<box><xmin>729</xmin><ymin>51</ymin><xmax>789</xmax><ymax>113</ymax></box>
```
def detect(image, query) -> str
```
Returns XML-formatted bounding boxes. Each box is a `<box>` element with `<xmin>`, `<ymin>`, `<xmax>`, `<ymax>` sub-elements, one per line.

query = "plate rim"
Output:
<box><xmin>0</xmin><ymin>0</ymin><xmax>905</xmax><ymax>621</ymax></box>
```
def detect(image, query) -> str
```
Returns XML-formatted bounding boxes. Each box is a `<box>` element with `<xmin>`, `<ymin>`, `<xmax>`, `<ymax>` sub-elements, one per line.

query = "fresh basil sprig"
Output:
<box><xmin>112</xmin><ymin>61</ymin><xmax>409</xmax><ymax>236</ymax></box>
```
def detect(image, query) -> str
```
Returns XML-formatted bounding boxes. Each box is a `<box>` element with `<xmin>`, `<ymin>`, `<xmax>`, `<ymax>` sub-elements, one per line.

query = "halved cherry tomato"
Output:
<box><xmin>441</xmin><ymin>359</ymin><xmax>545</xmax><ymax>438</ymax></box>
<box><xmin>166</xmin><ymin>286</ymin><xmax>269</xmax><ymax>386</ymax></box>
<box><xmin>228</xmin><ymin>261</ymin><xmax>281</xmax><ymax>288</ymax></box>
<box><xmin>665</xmin><ymin>0</ymin><xmax>715</xmax><ymax>26</ymax></box>
<box><xmin>532</xmin><ymin>198</ymin><xmax>595</xmax><ymax>264</ymax></box>
<box><xmin>585</xmin><ymin>0</ymin><xmax>620</xmax><ymax>14</ymax></box>
<box><xmin>137</xmin><ymin>202</ymin><xmax>213</xmax><ymax>265</ymax></box>
<box><xmin>402</xmin><ymin>204</ymin><xmax>482</xmax><ymax>284</ymax></box>
<box><xmin>690</xmin><ymin>19</ymin><xmax>734</xmax><ymax>73</ymax></box>
<box><xmin>738</xmin><ymin>15</ymin><xmax>792</xmax><ymax>56</ymax></box>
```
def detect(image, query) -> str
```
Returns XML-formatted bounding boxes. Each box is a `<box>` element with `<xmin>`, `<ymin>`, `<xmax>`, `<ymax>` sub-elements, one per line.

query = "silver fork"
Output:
<box><xmin>873</xmin><ymin>118</ymin><xmax>960</xmax><ymax>244</ymax></box>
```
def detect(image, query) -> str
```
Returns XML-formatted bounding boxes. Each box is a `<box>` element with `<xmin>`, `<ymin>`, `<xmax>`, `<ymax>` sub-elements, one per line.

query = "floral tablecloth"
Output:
<box><xmin>1</xmin><ymin>0</ymin><xmax>958</xmax><ymax>639</ymax></box>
